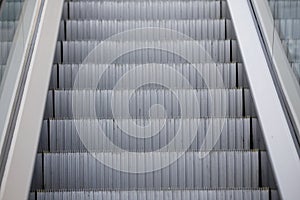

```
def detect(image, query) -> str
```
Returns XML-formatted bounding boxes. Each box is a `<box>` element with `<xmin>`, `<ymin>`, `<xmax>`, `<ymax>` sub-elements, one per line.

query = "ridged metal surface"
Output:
<box><xmin>40</xmin><ymin>151</ymin><xmax>259</xmax><ymax>190</ymax></box>
<box><xmin>36</xmin><ymin>117</ymin><xmax>266</xmax><ymax>152</ymax></box>
<box><xmin>46</xmin><ymin>118</ymin><xmax>252</xmax><ymax>151</ymax></box>
<box><xmin>260</xmin><ymin>152</ymin><xmax>277</xmax><ymax>189</ymax></box>
<box><xmin>33</xmin><ymin>189</ymin><xmax>270</xmax><ymax>200</ymax></box>
<box><xmin>59</xmin><ymin>20</ymin><xmax>234</xmax><ymax>41</ymax></box>
<box><xmin>51</xmin><ymin>62</ymin><xmax>249</xmax><ymax>88</ymax></box>
<box><xmin>52</xmin><ymin>63</ymin><xmax>245</xmax><ymax>90</ymax></box>
<box><xmin>63</xmin><ymin>1</ymin><xmax>227</xmax><ymax>20</ymax></box>
<box><xmin>54</xmin><ymin>40</ymin><xmax>242</xmax><ymax>64</ymax></box>
<box><xmin>50</xmin><ymin>89</ymin><xmax>254</xmax><ymax>118</ymax></box>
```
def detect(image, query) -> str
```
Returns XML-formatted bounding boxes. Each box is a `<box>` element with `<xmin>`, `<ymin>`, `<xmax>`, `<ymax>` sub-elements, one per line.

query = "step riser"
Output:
<box><xmin>50</xmin><ymin>63</ymin><xmax>247</xmax><ymax>90</ymax></box>
<box><xmin>54</xmin><ymin>40</ymin><xmax>242</xmax><ymax>64</ymax></box>
<box><xmin>63</xmin><ymin>1</ymin><xmax>228</xmax><ymax>20</ymax></box>
<box><xmin>31</xmin><ymin>190</ymin><xmax>270</xmax><ymax>200</ymax></box>
<box><xmin>36</xmin><ymin>151</ymin><xmax>259</xmax><ymax>190</ymax></box>
<box><xmin>47</xmin><ymin>89</ymin><xmax>255</xmax><ymax>119</ymax></box>
<box><xmin>31</xmin><ymin>151</ymin><xmax>279</xmax><ymax>190</ymax></box>
<box><xmin>58</xmin><ymin>20</ymin><xmax>235</xmax><ymax>41</ymax></box>
<box><xmin>37</xmin><ymin>118</ymin><xmax>266</xmax><ymax>152</ymax></box>
<box><xmin>40</xmin><ymin>118</ymin><xmax>257</xmax><ymax>152</ymax></box>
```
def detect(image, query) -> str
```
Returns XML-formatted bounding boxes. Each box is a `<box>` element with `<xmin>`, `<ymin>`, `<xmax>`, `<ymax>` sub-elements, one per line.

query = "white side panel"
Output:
<box><xmin>227</xmin><ymin>0</ymin><xmax>300</xmax><ymax>199</ymax></box>
<box><xmin>0</xmin><ymin>0</ymin><xmax>64</xmax><ymax>199</ymax></box>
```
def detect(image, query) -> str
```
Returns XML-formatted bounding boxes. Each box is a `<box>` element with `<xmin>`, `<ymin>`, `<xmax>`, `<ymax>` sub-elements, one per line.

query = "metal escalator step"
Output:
<box><xmin>251</xmin><ymin>118</ymin><xmax>266</xmax><ymax>150</ymax></box>
<box><xmin>52</xmin><ymin>63</ymin><xmax>240</xmax><ymax>90</ymax></box>
<box><xmin>38</xmin><ymin>121</ymin><xmax>49</xmax><ymax>152</ymax></box>
<box><xmin>30</xmin><ymin>154</ymin><xmax>43</xmax><ymax>191</ymax></box>
<box><xmin>31</xmin><ymin>189</ymin><xmax>271</xmax><ymax>200</ymax></box>
<box><xmin>63</xmin><ymin>1</ymin><xmax>226</xmax><ymax>20</ymax></box>
<box><xmin>270</xmin><ymin>190</ymin><xmax>280</xmax><ymax>200</ymax></box>
<box><xmin>260</xmin><ymin>152</ymin><xmax>277</xmax><ymax>189</ymax></box>
<box><xmin>58</xmin><ymin>20</ymin><xmax>234</xmax><ymax>41</ymax></box>
<box><xmin>49</xmin><ymin>89</ymin><xmax>254</xmax><ymax>119</ymax></box>
<box><xmin>45</xmin><ymin>118</ymin><xmax>252</xmax><ymax>152</ymax></box>
<box><xmin>54</xmin><ymin>40</ymin><xmax>241</xmax><ymax>64</ymax></box>
<box><xmin>35</xmin><ymin>151</ymin><xmax>259</xmax><ymax>190</ymax></box>
<box><xmin>37</xmin><ymin>117</ymin><xmax>266</xmax><ymax>153</ymax></box>
<box><xmin>49</xmin><ymin>62</ymin><xmax>249</xmax><ymax>94</ymax></box>
<box><xmin>28</xmin><ymin>193</ymin><xmax>35</xmax><ymax>200</ymax></box>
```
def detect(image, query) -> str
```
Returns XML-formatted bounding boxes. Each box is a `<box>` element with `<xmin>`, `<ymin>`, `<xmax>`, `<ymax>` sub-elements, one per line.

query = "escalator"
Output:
<box><xmin>27</xmin><ymin>1</ymin><xmax>281</xmax><ymax>199</ymax></box>
<box><xmin>2</xmin><ymin>0</ymin><xmax>300</xmax><ymax>199</ymax></box>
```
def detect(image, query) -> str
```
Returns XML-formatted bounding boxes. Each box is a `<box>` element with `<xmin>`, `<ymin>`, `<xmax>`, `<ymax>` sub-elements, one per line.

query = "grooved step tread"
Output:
<box><xmin>29</xmin><ymin>189</ymin><xmax>273</xmax><ymax>200</ymax></box>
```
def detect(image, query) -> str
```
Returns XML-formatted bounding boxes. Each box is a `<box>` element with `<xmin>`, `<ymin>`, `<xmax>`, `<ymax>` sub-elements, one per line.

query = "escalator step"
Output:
<box><xmin>52</xmin><ymin>63</ymin><xmax>241</xmax><ymax>90</ymax></box>
<box><xmin>45</xmin><ymin>118</ymin><xmax>252</xmax><ymax>152</ymax></box>
<box><xmin>59</xmin><ymin>20</ymin><xmax>234</xmax><ymax>41</ymax></box>
<box><xmin>38</xmin><ymin>151</ymin><xmax>259</xmax><ymax>190</ymax></box>
<box><xmin>49</xmin><ymin>89</ymin><xmax>254</xmax><ymax>119</ymax></box>
<box><xmin>54</xmin><ymin>40</ymin><xmax>241</xmax><ymax>64</ymax></box>
<box><xmin>31</xmin><ymin>189</ymin><xmax>271</xmax><ymax>200</ymax></box>
<box><xmin>63</xmin><ymin>1</ymin><xmax>227</xmax><ymax>20</ymax></box>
